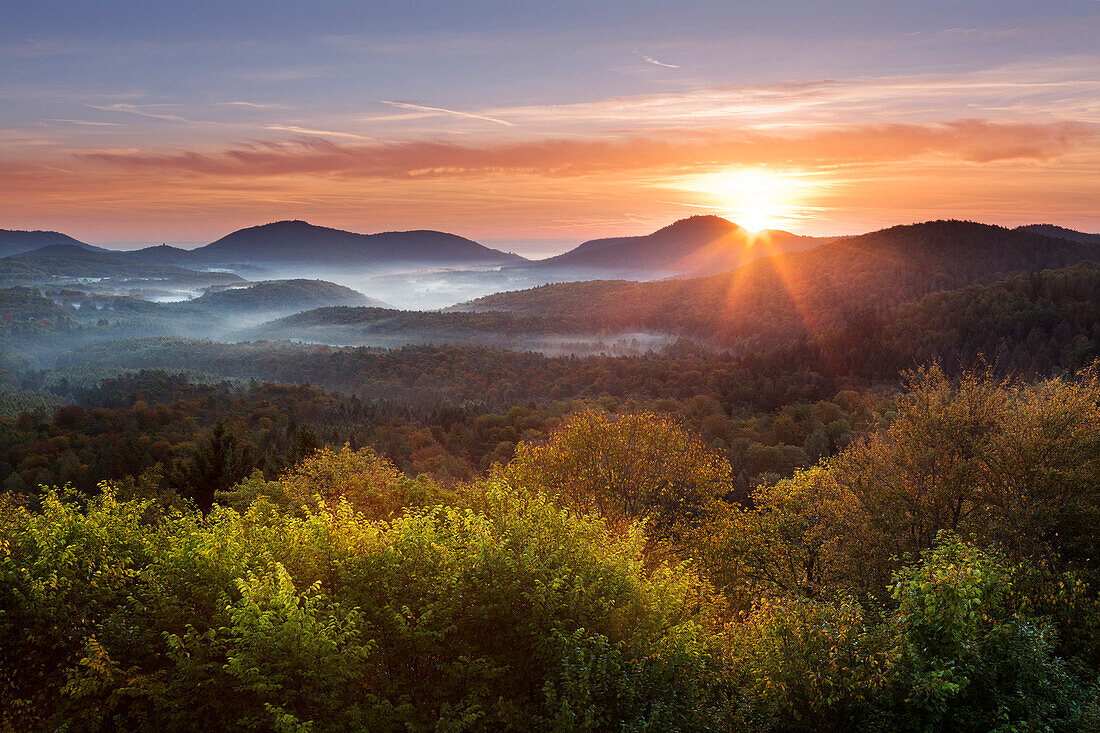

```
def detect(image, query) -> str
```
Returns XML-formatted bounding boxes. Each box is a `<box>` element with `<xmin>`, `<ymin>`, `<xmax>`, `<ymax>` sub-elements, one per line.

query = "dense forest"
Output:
<box><xmin>4</xmin><ymin>367</ymin><xmax>1100</xmax><ymax>730</ymax></box>
<box><xmin>4</xmin><ymin>218</ymin><xmax>1100</xmax><ymax>730</ymax></box>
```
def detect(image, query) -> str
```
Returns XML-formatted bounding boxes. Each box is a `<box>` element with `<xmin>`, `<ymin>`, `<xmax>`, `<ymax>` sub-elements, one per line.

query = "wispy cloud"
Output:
<box><xmin>74</xmin><ymin>120</ymin><xmax>1098</xmax><ymax>179</ymax></box>
<box><xmin>86</xmin><ymin>103</ymin><xmax>200</xmax><ymax>124</ymax></box>
<box><xmin>266</xmin><ymin>125</ymin><xmax>373</xmax><ymax>140</ymax></box>
<box><xmin>379</xmin><ymin>101</ymin><xmax>515</xmax><ymax>126</ymax></box>
<box><xmin>479</xmin><ymin>58</ymin><xmax>1100</xmax><ymax>128</ymax></box>
<box><xmin>641</xmin><ymin>54</ymin><xmax>680</xmax><ymax>69</ymax></box>
<box><xmin>47</xmin><ymin>119</ymin><xmax>125</xmax><ymax>127</ymax></box>
<box><xmin>218</xmin><ymin>101</ymin><xmax>289</xmax><ymax>109</ymax></box>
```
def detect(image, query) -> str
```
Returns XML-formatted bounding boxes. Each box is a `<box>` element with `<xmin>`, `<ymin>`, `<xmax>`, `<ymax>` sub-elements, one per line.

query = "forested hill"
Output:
<box><xmin>181</xmin><ymin>279</ymin><xmax>386</xmax><ymax>313</ymax></box>
<box><xmin>458</xmin><ymin>220</ymin><xmax>1098</xmax><ymax>349</ymax></box>
<box><xmin>528</xmin><ymin>215</ymin><xmax>827</xmax><ymax>274</ymax></box>
<box><xmin>193</xmin><ymin>220</ymin><xmax>526</xmax><ymax>267</ymax></box>
<box><xmin>0</xmin><ymin>244</ymin><xmax>245</xmax><ymax>286</ymax></box>
<box><xmin>0</xmin><ymin>229</ymin><xmax>99</xmax><ymax>258</ymax></box>
<box><xmin>1016</xmin><ymin>223</ymin><xmax>1100</xmax><ymax>245</ymax></box>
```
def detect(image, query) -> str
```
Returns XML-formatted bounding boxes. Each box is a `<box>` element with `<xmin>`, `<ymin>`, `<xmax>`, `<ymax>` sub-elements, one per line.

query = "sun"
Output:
<box><xmin>666</xmin><ymin>168</ymin><xmax>811</xmax><ymax>233</ymax></box>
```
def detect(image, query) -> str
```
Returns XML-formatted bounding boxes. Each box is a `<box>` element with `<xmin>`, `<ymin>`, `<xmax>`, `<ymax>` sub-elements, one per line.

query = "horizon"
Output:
<box><xmin>12</xmin><ymin>214</ymin><xmax>1096</xmax><ymax>259</ymax></box>
<box><xmin>2</xmin><ymin>0</ymin><xmax>1098</xmax><ymax>252</ymax></box>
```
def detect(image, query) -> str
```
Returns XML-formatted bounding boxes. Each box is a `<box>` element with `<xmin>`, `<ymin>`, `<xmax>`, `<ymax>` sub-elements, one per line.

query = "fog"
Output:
<box><xmin>262</xmin><ymin>262</ymin><xmax>666</xmax><ymax>310</ymax></box>
<box><xmin>238</xmin><ymin>329</ymin><xmax>679</xmax><ymax>358</ymax></box>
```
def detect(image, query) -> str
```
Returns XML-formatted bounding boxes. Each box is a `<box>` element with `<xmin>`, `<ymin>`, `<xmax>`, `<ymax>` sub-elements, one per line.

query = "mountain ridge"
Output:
<box><xmin>526</xmin><ymin>215</ymin><xmax>829</xmax><ymax>274</ymax></box>
<box><xmin>0</xmin><ymin>229</ymin><xmax>106</xmax><ymax>258</ymax></box>
<box><xmin>454</xmin><ymin>219</ymin><xmax>1100</xmax><ymax>349</ymax></box>
<box><xmin>193</xmin><ymin>220</ymin><xmax>527</xmax><ymax>268</ymax></box>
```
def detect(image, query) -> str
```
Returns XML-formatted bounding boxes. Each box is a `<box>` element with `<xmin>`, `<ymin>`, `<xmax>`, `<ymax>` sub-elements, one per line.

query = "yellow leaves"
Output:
<box><xmin>277</xmin><ymin>444</ymin><xmax>428</xmax><ymax>521</ymax></box>
<box><xmin>505</xmin><ymin>409</ymin><xmax>734</xmax><ymax>540</ymax></box>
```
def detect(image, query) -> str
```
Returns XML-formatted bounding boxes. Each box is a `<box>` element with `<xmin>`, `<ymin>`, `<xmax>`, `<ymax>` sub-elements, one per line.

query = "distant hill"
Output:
<box><xmin>191</xmin><ymin>220</ymin><xmax>526</xmax><ymax>268</ymax></box>
<box><xmin>0</xmin><ymin>244</ymin><xmax>243</xmax><ymax>286</ymax></box>
<box><xmin>117</xmin><ymin>244</ymin><xmax>203</xmax><ymax>267</ymax></box>
<box><xmin>249</xmin><ymin>304</ymin><xmax>584</xmax><ymax>336</ymax></box>
<box><xmin>0</xmin><ymin>230</ymin><xmax>105</xmax><ymax>258</ymax></box>
<box><xmin>457</xmin><ymin>220</ymin><xmax>1100</xmax><ymax>349</ymax></box>
<box><xmin>181</xmin><ymin>279</ymin><xmax>386</xmax><ymax>316</ymax></box>
<box><xmin>1015</xmin><ymin>224</ymin><xmax>1100</xmax><ymax>245</ymax></box>
<box><xmin>526</xmin><ymin>216</ymin><xmax>829</xmax><ymax>275</ymax></box>
<box><xmin>0</xmin><ymin>287</ymin><xmax>75</xmax><ymax>324</ymax></box>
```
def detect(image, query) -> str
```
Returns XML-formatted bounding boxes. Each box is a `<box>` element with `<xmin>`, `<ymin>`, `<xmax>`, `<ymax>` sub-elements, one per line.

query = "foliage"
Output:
<box><xmin>701</xmin><ymin>365</ymin><xmax>1100</xmax><ymax>605</ymax></box>
<box><xmin>886</xmin><ymin>536</ymin><xmax>1081</xmax><ymax>731</ymax></box>
<box><xmin>0</xmin><ymin>482</ymin><xmax>727</xmax><ymax>731</ymax></box>
<box><xmin>506</xmin><ymin>409</ymin><xmax>734</xmax><ymax>537</ymax></box>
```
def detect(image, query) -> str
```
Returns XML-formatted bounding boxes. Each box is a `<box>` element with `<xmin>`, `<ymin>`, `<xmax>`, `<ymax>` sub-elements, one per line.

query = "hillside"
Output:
<box><xmin>0</xmin><ymin>229</ymin><xmax>102</xmax><ymax>258</ymax></box>
<box><xmin>116</xmin><ymin>244</ymin><xmax>203</xmax><ymax>267</ymax></box>
<box><xmin>241</xmin><ymin>304</ymin><xmax>597</xmax><ymax>345</ymax></box>
<box><xmin>192</xmin><ymin>220</ymin><xmax>526</xmax><ymax>268</ymax></box>
<box><xmin>458</xmin><ymin>220</ymin><xmax>1100</xmax><ymax>349</ymax></box>
<box><xmin>1015</xmin><ymin>224</ymin><xmax>1100</xmax><ymax>245</ymax></box>
<box><xmin>529</xmin><ymin>215</ymin><xmax>827</xmax><ymax>275</ymax></box>
<box><xmin>0</xmin><ymin>287</ymin><xmax>75</xmax><ymax>330</ymax></box>
<box><xmin>181</xmin><ymin>279</ymin><xmax>385</xmax><ymax>314</ymax></box>
<box><xmin>0</xmin><ymin>244</ymin><xmax>244</xmax><ymax>287</ymax></box>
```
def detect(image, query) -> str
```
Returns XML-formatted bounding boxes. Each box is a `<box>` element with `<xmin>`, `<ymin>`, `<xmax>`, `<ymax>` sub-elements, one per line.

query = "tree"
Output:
<box><xmin>505</xmin><ymin>410</ymin><xmax>734</xmax><ymax>538</ymax></box>
<box><xmin>174</xmin><ymin>420</ymin><xmax>254</xmax><ymax>510</ymax></box>
<box><xmin>279</xmin><ymin>444</ymin><xmax>447</xmax><ymax>519</ymax></box>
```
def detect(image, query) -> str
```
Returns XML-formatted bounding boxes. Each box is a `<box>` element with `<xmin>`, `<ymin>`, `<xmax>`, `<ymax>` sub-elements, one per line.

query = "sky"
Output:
<box><xmin>2</xmin><ymin>0</ymin><xmax>1099</xmax><ymax>253</ymax></box>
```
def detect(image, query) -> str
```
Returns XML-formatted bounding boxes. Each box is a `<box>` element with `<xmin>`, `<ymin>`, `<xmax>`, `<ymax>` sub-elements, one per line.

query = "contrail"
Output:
<box><xmin>380</xmin><ymin>100</ymin><xmax>515</xmax><ymax>126</ymax></box>
<box><xmin>642</xmin><ymin>55</ymin><xmax>680</xmax><ymax>69</ymax></box>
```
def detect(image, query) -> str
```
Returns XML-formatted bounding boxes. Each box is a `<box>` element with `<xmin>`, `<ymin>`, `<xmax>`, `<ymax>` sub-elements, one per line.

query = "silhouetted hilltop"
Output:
<box><xmin>0</xmin><ymin>229</ymin><xmax>104</xmax><ymax>258</ymax></box>
<box><xmin>458</xmin><ymin>220</ymin><xmax>1099</xmax><ymax>349</ymax></box>
<box><xmin>1015</xmin><ymin>224</ymin><xmax>1100</xmax><ymax>245</ymax></box>
<box><xmin>529</xmin><ymin>215</ymin><xmax>827</xmax><ymax>274</ymax></box>
<box><xmin>193</xmin><ymin>220</ymin><xmax>526</xmax><ymax>267</ymax></box>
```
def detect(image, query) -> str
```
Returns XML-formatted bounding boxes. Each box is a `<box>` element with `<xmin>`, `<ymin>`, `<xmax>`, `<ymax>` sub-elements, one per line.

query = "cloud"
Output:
<box><xmin>47</xmin><ymin>119</ymin><xmax>125</xmax><ymax>127</ymax></box>
<box><xmin>266</xmin><ymin>125</ymin><xmax>373</xmax><ymax>140</ymax></box>
<box><xmin>476</xmin><ymin>59</ymin><xmax>1100</xmax><ymax>127</ymax></box>
<box><xmin>86</xmin><ymin>103</ymin><xmax>200</xmax><ymax>124</ymax></box>
<box><xmin>379</xmin><ymin>101</ymin><xmax>515</xmax><ymax>127</ymax></box>
<box><xmin>641</xmin><ymin>54</ymin><xmax>680</xmax><ymax>69</ymax></box>
<box><xmin>73</xmin><ymin>120</ymin><xmax>1098</xmax><ymax>180</ymax></box>
<box><xmin>218</xmin><ymin>101</ymin><xmax>290</xmax><ymax>109</ymax></box>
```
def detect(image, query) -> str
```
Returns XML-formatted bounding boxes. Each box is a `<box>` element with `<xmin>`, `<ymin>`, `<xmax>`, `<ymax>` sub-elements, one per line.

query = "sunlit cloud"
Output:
<box><xmin>481</xmin><ymin>58</ymin><xmax>1100</xmax><ymax>128</ymax></box>
<box><xmin>74</xmin><ymin>120</ymin><xmax>1099</xmax><ymax>178</ymax></box>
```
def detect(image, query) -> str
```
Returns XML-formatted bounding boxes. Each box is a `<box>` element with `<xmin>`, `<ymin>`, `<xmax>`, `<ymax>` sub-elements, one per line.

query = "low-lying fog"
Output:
<box><xmin>313</xmin><ymin>265</ymin><xmax>584</xmax><ymax>310</ymax></box>
<box><xmin>254</xmin><ymin>262</ymin><xmax>663</xmax><ymax>311</ymax></box>
<box><xmin>270</xmin><ymin>331</ymin><xmax>679</xmax><ymax>358</ymax></box>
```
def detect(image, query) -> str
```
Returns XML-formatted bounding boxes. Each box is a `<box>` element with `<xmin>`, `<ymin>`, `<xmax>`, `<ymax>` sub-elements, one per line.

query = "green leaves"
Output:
<box><xmin>1</xmin><ymin>480</ymin><xmax>723</xmax><ymax>730</ymax></box>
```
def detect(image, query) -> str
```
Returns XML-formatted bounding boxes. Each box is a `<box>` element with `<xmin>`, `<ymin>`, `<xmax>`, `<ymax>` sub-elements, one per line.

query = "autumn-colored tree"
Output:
<box><xmin>701</xmin><ymin>365</ymin><xmax>1100</xmax><ymax>603</ymax></box>
<box><xmin>279</xmin><ymin>444</ymin><xmax>448</xmax><ymax>519</ymax></box>
<box><xmin>505</xmin><ymin>410</ymin><xmax>734</xmax><ymax>536</ymax></box>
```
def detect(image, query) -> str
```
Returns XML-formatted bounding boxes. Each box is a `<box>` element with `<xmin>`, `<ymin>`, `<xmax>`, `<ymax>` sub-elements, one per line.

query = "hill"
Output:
<box><xmin>458</xmin><ymin>220</ymin><xmax>1100</xmax><ymax>349</ymax></box>
<box><xmin>526</xmin><ymin>215</ymin><xmax>828</xmax><ymax>275</ymax></box>
<box><xmin>0</xmin><ymin>229</ymin><xmax>104</xmax><ymax>258</ymax></box>
<box><xmin>192</xmin><ymin>220</ymin><xmax>526</xmax><ymax>268</ymax></box>
<box><xmin>1015</xmin><ymin>224</ymin><xmax>1100</xmax><ymax>245</ymax></box>
<box><xmin>116</xmin><ymin>244</ymin><xmax>203</xmax><ymax>267</ymax></box>
<box><xmin>0</xmin><ymin>244</ymin><xmax>243</xmax><ymax>287</ymax></box>
<box><xmin>181</xmin><ymin>279</ymin><xmax>385</xmax><ymax>315</ymax></box>
<box><xmin>0</xmin><ymin>287</ymin><xmax>76</xmax><ymax>329</ymax></box>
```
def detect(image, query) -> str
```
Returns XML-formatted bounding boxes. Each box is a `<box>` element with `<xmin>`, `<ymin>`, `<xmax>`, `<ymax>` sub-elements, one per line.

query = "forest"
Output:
<box><xmin>3</xmin><ymin>219</ymin><xmax>1100</xmax><ymax>731</ymax></box>
<box><xmin>4</xmin><ymin>366</ymin><xmax>1100</xmax><ymax>730</ymax></box>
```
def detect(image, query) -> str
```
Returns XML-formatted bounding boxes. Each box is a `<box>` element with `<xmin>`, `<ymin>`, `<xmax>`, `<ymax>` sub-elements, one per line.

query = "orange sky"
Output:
<box><xmin>2</xmin><ymin>2</ymin><xmax>1098</xmax><ymax>251</ymax></box>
